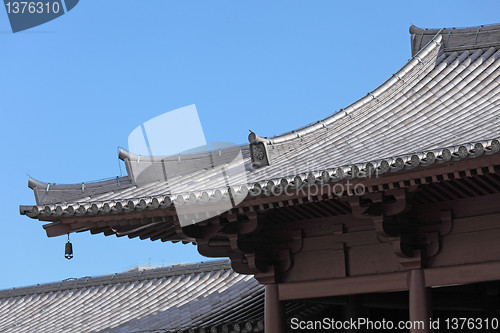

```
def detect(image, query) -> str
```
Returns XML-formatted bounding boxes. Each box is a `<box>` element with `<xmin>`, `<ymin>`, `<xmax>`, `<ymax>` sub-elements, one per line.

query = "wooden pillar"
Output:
<box><xmin>265</xmin><ymin>283</ymin><xmax>285</xmax><ymax>333</ymax></box>
<box><xmin>408</xmin><ymin>269</ymin><xmax>431</xmax><ymax>333</ymax></box>
<box><xmin>342</xmin><ymin>295</ymin><xmax>364</xmax><ymax>333</ymax></box>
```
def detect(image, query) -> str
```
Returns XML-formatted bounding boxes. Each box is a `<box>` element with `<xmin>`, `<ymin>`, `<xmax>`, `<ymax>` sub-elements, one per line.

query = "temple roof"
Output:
<box><xmin>0</xmin><ymin>260</ymin><xmax>324</xmax><ymax>332</ymax></box>
<box><xmin>20</xmin><ymin>23</ymin><xmax>500</xmax><ymax>228</ymax></box>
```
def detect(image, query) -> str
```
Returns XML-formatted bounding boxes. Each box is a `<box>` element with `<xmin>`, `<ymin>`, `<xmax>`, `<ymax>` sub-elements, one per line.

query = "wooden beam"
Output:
<box><xmin>278</xmin><ymin>271</ymin><xmax>408</xmax><ymax>300</ymax></box>
<box><xmin>43</xmin><ymin>221</ymin><xmax>73</xmax><ymax>237</ymax></box>
<box><xmin>278</xmin><ymin>261</ymin><xmax>500</xmax><ymax>301</ymax></box>
<box><xmin>424</xmin><ymin>261</ymin><xmax>500</xmax><ymax>287</ymax></box>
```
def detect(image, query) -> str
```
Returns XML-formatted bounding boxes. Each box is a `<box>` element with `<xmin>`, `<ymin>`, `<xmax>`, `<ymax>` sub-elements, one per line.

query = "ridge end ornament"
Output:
<box><xmin>249</xmin><ymin>132</ymin><xmax>271</xmax><ymax>168</ymax></box>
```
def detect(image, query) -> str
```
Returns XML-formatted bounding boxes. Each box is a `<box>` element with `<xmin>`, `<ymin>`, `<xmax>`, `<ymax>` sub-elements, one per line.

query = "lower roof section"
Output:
<box><xmin>0</xmin><ymin>260</ymin><xmax>256</xmax><ymax>333</ymax></box>
<box><xmin>0</xmin><ymin>260</ymin><xmax>323</xmax><ymax>333</ymax></box>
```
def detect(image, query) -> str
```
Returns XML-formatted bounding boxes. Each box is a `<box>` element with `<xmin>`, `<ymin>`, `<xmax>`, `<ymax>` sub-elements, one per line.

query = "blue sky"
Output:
<box><xmin>1</xmin><ymin>0</ymin><xmax>500</xmax><ymax>290</ymax></box>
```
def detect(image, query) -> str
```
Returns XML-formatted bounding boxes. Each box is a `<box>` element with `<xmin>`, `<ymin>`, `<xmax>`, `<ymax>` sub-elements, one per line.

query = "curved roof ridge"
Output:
<box><xmin>24</xmin><ymin>144</ymin><xmax>252</xmax><ymax>206</ymax></box>
<box><xmin>27</xmin><ymin>176</ymin><xmax>132</xmax><ymax>191</ymax></box>
<box><xmin>250</xmin><ymin>32</ymin><xmax>443</xmax><ymax>145</ymax></box>
<box><xmin>20</xmin><ymin>136</ymin><xmax>500</xmax><ymax>220</ymax></box>
<box><xmin>410</xmin><ymin>22</ymin><xmax>500</xmax><ymax>35</ymax></box>
<box><xmin>118</xmin><ymin>143</ymin><xmax>249</xmax><ymax>161</ymax></box>
<box><xmin>411</xmin><ymin>23</ymin><xmax>500</xmax><ymax>56</ymax></box>
<box><xmin>26</xmin><ymin>176</ymin><xmax>135</xmax><ymax>206</ymax></box>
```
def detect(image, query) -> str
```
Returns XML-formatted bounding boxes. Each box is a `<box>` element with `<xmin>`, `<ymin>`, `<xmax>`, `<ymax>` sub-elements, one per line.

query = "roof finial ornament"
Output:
<box><xmin>248</xmin><ymin>131</ymin><xmax>257</xmax><ymax>144</ymax></box>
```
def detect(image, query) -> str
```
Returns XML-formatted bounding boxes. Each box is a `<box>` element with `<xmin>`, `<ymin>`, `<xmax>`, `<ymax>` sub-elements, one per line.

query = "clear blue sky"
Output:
<box><xmin>1</xmin><ymin>0</ymin><xmax>499</xmax><ymax>290</ymax></box>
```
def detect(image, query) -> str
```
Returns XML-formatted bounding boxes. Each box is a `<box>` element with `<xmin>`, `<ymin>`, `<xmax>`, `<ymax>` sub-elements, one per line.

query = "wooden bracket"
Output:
<box><xmin>288</xmin><ymin>229</ymin><xmax>303</xmax><ymax>253</ymax></box>
<box><xmin>438</xmin><ymin>210</ymin><xmax>453</xmax><ymax>235</ymax></box>
<box><xmin>348</xmin><ymin>189</ymin><xmax>412</xmax><ymax>219</ymax></box>
<box><xmin>398</xmin><ymin>249</ymin><xmax>423</xmax><ymax>270</ymax></box>
<box><xmin>279</xmin><ymin>249</ymin><xmax>292</xmax><ymax>272</ymax></box>
<box><xmin>190</xmin><ymin>210</ymin><xmax>304</xmax><ymax>280</ymax></box>
<box><xmin>247</xmin><ymin>252</ymin><xmax>269</xmax><ymax>273</ymax></box>
<box><xmin>347</xmin><ymin>189</ymin><xmax>453</xmax><ymax>269</ymax></box>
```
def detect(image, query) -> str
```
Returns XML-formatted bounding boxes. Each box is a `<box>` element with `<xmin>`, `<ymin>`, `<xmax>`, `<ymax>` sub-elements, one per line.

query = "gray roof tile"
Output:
<box><xmin>0</xmin><ymin>260</ymin><xmax>275</xmax><ymax>333</ymax></box>
<box><xmin>18</xmin><ymin>24</ymin><xmax>500</xmax><ymax>230</ymax></box>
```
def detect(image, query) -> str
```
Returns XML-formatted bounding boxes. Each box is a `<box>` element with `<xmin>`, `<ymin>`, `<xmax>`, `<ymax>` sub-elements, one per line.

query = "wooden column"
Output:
<box><xmin>408</xmin><ymin>269</ymin><xmax>431</xmax><ymax>333</ymax></box>
<box><xmin>342</xmin><ymin>295</ymin><xmax>364</xmax><ymax>333</ymax></box>
<box><xmin>265</xmin><ymin>283</ymin><xmax>285</xmax><ymax>333</ymax></box>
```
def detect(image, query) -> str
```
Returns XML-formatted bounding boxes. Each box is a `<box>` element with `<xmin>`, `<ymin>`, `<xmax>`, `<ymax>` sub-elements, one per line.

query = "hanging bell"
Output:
<box><xmin>65</xmin><ymin>238</ymin><xmax>73</xmax><ymax>260</ymax></box>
